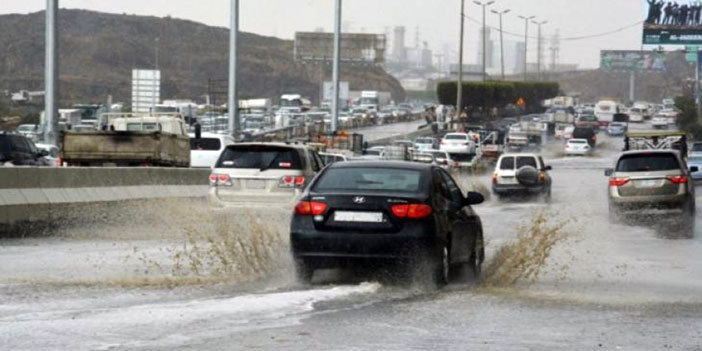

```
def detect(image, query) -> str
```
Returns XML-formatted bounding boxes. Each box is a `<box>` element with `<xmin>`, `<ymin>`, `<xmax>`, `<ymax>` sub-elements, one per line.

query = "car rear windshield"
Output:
<box><xmin>313</xmin><ymin>167</ymin><xmax>423</xmax><ymax>193</ymax></box>
<box><xmin>499</xmin><ymin>156</ymin><xmax>514</xmax><ymax>170</ymax></box>
<box><xmin>616</xmin><ymin>153</ymin><xmax>681</xmax><ymax>172</ymax></box>
<box><xmin>190</xmin><ymin>138</ymin><xmax>221</xmax><ymax>151</ymax></box>
<box><xmin>216</xmin><ymin>145</ymin><xmax>302</xmax><ymax>170</ymax></box>
<box><xmin>516</xmin><ymin>156</ymin><xmax>537</xmax><ymax>168</ymax></box>
<box><xmin>450</xmin><ymin>153</ymin><xmax>474</xmax><ymax>162</ymax></box>
<box><xmin>569</xmin><ymin>139</ymin><xmax>587</xmax><ymax>144</ymax></box>
<box><xmin>445</xmin><ymin>134</ymin><xmax>467</xmax><ymax>140</ymax></box>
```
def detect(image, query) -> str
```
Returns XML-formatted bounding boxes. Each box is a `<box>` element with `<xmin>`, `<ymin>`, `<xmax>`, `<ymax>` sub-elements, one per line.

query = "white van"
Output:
<box><xmin>594</xmin><ymin>100</ymin><xmax>617</xmax><ymax>126</ymax></box>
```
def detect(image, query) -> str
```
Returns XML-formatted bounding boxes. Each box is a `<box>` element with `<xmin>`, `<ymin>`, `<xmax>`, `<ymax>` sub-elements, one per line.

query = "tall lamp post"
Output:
<box><xmin>456</xmin><ymin>0</ymin><xmax>466</xmax><ymax>120</ymax></box>
<box><xmin>532</xmin><ymin>20</ymin><xmax>548</xmax><ymax>81</ymax></box>
<box><xmin>491</xmin><ymin>8</ymin><xmax>510</xmax><ymax>80</ymax></box>
<box><xmin>474</xmin><ymin>0</ymin><xmax>494</xmax><ymax>82</ymax></box>
<box><xmin>518</xmin><ymin>15</ymin><xmax>535</xmax><ymax>81</ymax></box>
<box><xmin>228</xmin><ymin>0</ymin><xmax>240</xmax><ymax>139</ymax></box>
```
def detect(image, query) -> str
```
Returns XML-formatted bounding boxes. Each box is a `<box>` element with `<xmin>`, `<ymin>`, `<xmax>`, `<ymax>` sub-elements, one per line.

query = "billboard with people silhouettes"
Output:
<box><xmin>644</xmin><ymin>1</ymin><xmax>702</xmax><ymax>44</ymax></box>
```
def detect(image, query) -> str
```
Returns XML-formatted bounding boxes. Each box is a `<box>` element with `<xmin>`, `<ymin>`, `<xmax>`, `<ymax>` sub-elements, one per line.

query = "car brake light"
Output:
<box><xmin>279</xmin><ymin>176</ymin><xmax>306</xmax><ymax>188</ymax></box>
<box><xmin>609</xmin><ymin>177</ymin><xmax>630</xmax><ymax>187</ymax></box>
<box><xmin>209</xmin><ymin>174</ymin><xmax>218</xmax><ymax>185</ymax></box>
<box><xmin>294</xmin><ymin>201</ymin><xmax>327</xmax><ymax>216</ymax></box>
<box><xmin>667</xmin><ymin>175</ymin><xmax>689</xmax><ymax>184</ymax></box>
<box><xmin>391</xmin><ymin>204</ymin><xmax>432</xmax><ymax>219</ymax></box>
<box><xmin>492</xmin><ymin>172</ymin><xmax>498</xmax><ymax>185</ymax></box>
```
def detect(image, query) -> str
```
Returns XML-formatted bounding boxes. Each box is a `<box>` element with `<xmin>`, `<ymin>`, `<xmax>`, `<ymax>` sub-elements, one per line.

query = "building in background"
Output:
<box><xmin>476</xmin><ymin>27</ymin><xmax>494</xmax><ymax>70</ymax></box>
<box><xmin>131</xmin><ymin>69</ymin><xmax>160</xmax><ymax>113</ymax></box>
<box><xmin>392</xmin><ymin>26</ymin><xmax>406</xmax><ymax>65</ymax></box>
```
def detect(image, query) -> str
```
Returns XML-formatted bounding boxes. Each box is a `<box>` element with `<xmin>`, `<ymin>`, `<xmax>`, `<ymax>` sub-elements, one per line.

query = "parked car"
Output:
<box><xmin>290</xmin><ymin>161</ymin><xmax>486</xmax><ymax>285</ymax></box>
<box><xmin>189</xmin><ymin>133</ymin><xmax>236</xmax><ymax>168</ymax></box>
<box><xmin>492</xmin><ymin>153</ymin><xmax>552</xmax><ymax>200</ymax></box>
<box><xmin>564</xmin><ymin>138</ymin><xmax>592</xmax><ymax>156</ymax></box>
<box><xmin>208</xmin><ymin>143</ymin><xmax>323</xmax><ymax>207</ymax></box>
<box><xmin>0</xmin><ymin>132</ymin><xmax>52</xmax><ymax>166</ymax></box>
<box><xmin>605</xmin><ymin>150</ymin><xmax>696</xmax><ymax>230</ymax></box>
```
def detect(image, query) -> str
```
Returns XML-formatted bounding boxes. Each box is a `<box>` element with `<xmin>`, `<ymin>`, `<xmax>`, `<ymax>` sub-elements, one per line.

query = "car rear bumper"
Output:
<box><xmin>208</xmin><ymin>189</ymin><xmax>300</xmax><ymax>208</ymax></box>
<box><xmin>492</xmin><ymin>183</ymin><xmax>546</xmax><ymax>195</ymax></box>
<box><xmin>609</xmin><ymin>194</ymin><xmax>690</xmax><ymax>213</ymax></box>
<box><xmin>291</xmin><ymin>227</ymin><xmax>439</xmax><ymax>267</ymax></box>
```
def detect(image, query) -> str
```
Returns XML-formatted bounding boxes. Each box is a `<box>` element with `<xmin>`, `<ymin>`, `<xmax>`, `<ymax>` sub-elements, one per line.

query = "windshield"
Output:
<box><xmin>216</xmin><ymin>145</ymin><xmax>302</xmax><ymax>170</ymax></box>
<box><xmin>314</xmin><ymin>167</ymin><xmax>422</xmax><ymax>193</ymax></box>
<box><xmin>190</xmin><ymin>138</ymin><xmax>221</xmax><ymax>151</ymax></box>
<box><xmin>445</xmin><ymin>134</ymin><xmax>467</xmax><ymax>140</ymax></box>
<box><xmin>616</xmin><ymin>153</ymin><xmax>681</xmax><ymax>172</ymax></box>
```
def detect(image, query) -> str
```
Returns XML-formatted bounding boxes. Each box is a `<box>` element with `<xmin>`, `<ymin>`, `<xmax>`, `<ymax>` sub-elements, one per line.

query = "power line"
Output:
<box><xmin>463</xmin><ymin>14</ymin><xmax>643</xmax><ymax>42</ymax></box>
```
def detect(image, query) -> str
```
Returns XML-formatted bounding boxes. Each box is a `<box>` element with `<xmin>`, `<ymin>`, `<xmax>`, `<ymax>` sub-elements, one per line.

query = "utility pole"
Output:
<box><xmin>44</xmin><ymin>0</ymin><xmax>59</xmax><ymax>146</ymax></box>
<box><xmin>491</xmin><ymin>8</ymin><xmax>510</xmax><ymax>80</ymax></box>
<box><xmin>331</xmin><ymin>0</ymin><xmax>342</xmax><ymax>133</ymax></box>
<box><xmin>518</xmin><ymin>15</ymin><xmax>535</xmax><ymax>81</ymax></box>
<box><xmin>532</xmin><ymin>20</ymin><xmax>547</xmax><ymax>81</ymax></box>
<box><xmin>457</xmin><ymin>0</ymin><xmax>466</xmax><ymax>119</ymax></box>
<box><xmin>228</xmin><ymin>0</ymin><xmax>240</xmax><ymax>139</ymax></box>
<box><xmin>474</xmin><ymin>1</ymin><xmax>494</xmax><ymax>82</ymax></box>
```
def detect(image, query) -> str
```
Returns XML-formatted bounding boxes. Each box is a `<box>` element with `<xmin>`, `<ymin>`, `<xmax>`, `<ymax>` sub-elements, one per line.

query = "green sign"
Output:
<box><xmin>644</xmin><ymin>28</ymin><xmax>702</xmax><ymax>45</ymax></box>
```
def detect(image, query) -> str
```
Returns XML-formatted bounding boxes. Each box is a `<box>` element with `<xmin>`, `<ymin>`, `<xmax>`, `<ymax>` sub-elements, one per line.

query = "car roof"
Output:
<box><xmin>329</xmin><ymin>160</ymin><xmax>433</xmax><ymax>171</ymax></box>
<box><xmin>619</xmin><ymin>150</ymin><xmax>681</xmax><ymax>157</ymax></box>
<box><xmin>499</xmin><ymin>153</ymin><xmax>540</xmax><ymax>158</ymax></box>
<box><xmin>225</xmin><ymin>142</ymin><xmax>308</xmax><ymax>150</ymax></box>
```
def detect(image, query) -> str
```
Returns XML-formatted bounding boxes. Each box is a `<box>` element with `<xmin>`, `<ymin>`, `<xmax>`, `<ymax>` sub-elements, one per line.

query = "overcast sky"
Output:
<box><xmin>2</xmin><ymin>0</ymin><xmax>649</xmax><ymax>69</ymax></box>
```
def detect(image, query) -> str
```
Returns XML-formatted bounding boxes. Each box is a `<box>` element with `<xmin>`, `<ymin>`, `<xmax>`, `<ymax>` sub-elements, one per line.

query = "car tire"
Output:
<box><xmin>433</xmin><ymin>243</ymin><xmax>450</xmax><ymax>287</ymax></box>
<box><xmin>294</xmin><ymin>259</ymin><xmax>314</xmax><ymax>284</ymax></box>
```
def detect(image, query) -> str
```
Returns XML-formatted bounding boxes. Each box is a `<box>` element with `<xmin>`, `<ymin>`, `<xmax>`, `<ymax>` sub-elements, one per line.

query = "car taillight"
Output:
<box><xmin>391</xmin><ymin>204</ymin><xmax>432</xmax><ymax>219</ymax></box>
<box><xmin>492</xmin><ymin>172</ymin><xmax>498</xmax><ymax>185</ymax></box>
<box><xmin>209</xmin><ymin>174</ymin><xmax>217</xmax><ymax>185</ymax></box>
<box><xmin>294</xmin><ymin>201</ymin><xmax>327</xmax><ymax>216</ymax></box>
<box><xmin>209</xmin><ymin>173</ymin><xmax>232</xmax><ymax>186</ymax></box>
<box><xmin>609</xmin><ymin>177</ymin><xmax>630</xmax><ymax>187</ymax></box>
<box><xmin>667</xmin><ymin>175</ymin><xmax>689</xmax><ymax>184</ymax></box>
<box><xmin>279</xmin><ymin>176</ymin><xmax>306</xmax><ymax>188</ymax></box>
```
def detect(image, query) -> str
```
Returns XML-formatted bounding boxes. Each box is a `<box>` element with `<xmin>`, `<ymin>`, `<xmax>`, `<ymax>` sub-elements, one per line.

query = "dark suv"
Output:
<box><xmin>0</xmin><ymin>133</ymin><xmax>51</xmax><ymax>166</ymax></box>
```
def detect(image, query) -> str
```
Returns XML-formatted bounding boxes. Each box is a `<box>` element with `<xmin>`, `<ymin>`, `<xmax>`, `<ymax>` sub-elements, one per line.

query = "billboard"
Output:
<box><xmin>294</xmin><ymin>32</ymin><xmax>386</xmax><ymax>63</ymax></box>
<box><xmin>643</xmin><ymin>1</ymin><xmax>702</xmax><ymax>45</ymax></box>
<box><xmin>600</xmin><ymin>50</ymin><xmax>667</xmax><ymax>71</ymax></box>
<box><xmin>131</xmin><ymin>69</ymin><xmax>160</xmax><ymax>113</ymax></box>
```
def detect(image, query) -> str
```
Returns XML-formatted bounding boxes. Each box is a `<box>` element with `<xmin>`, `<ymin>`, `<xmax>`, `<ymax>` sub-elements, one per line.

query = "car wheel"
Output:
<box><xmin>294</xmin><ymin>259</ymin><xmax>314</xmax><ymax>284</ymax></box>
<box><xmin>433</xmin><ymin>244</ymin><xmax>450</xmax><ymax>287</ymax></box>
<box><xmin>469</xmin><ymin>235</ymin><xmax>484</xmax><ymax>280</ymax></box>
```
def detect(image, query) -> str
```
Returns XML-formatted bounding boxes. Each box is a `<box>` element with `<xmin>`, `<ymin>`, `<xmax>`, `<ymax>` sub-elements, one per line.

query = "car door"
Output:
<box><xmin>437</xmin><ymin>168</ymin><xmax>475</xmax><ymax>264</ymax></box>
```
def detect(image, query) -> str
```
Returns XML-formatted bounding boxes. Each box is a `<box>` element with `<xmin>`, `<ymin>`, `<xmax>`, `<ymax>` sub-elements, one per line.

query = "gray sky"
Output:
<box><xmin>2</xmin><ymin>0</ymin><xmax>648</xmax><ymax>68</ymax></box>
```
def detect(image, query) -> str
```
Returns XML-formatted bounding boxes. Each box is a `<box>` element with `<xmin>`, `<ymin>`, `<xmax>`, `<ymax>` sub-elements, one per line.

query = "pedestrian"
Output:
<box><xmin>663</xmin><ymin>2</ymin><xmax>673</xmax><ymax>24</ymax></box>
<box><xmin>646</xmin><ymin>0</ymin><xmax>658</xmax><ymax>23</ymax></box>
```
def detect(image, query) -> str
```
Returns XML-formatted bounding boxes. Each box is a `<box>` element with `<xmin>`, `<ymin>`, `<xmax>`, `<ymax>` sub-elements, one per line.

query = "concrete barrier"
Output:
<box><xmin>0</xmin><ymin>167</ymin><xmax>210</xmax><ymax>237</ymax></box>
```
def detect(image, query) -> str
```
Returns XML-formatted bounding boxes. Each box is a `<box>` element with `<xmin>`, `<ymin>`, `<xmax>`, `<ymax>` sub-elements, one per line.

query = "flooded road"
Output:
<box><xmin>2</xmin><ymin>126</ymin><xmax>702</xmax><ymax>350</ymax></box>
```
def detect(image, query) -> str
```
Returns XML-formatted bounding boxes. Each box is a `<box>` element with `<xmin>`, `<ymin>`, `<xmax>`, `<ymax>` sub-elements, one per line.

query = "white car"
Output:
<box><xmin>189</xmin><ymin>133</ymin><xmax>236</xmax><ymax>168</ymax></box>
<box><xmin>651</xmin><ymin>114</ymin><xmax>669</xmax><ymax>129</ymax></box>
<box><xmin>628</xmin><ymin>108</ymin><xmax>645</xmax><ymax>123</ymax></box>
<box><xmin>440</xmin><ymin>133</ymin><xmax>476</xmax><ymax>155</ymax></box>
<box><xmin>564</xmin><ymin>138</ymin><xmax>592</xmax><ymax>156</ymax></box>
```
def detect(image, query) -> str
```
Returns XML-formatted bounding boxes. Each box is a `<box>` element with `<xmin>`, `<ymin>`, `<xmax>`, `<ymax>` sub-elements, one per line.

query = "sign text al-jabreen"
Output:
<box><xmin>643</xmin><ymin>0</ymin><xmax>702</xmax><ymax>44</ymax></box>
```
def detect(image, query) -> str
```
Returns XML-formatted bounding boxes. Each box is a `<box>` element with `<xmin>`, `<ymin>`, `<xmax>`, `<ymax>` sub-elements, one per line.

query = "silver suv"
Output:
<box><xmin>208</xmin><ymin>143</ymin><xmax>324</xmax><ymax>207</ymax></box>
<box><xmin>605</xmin><ymin>150</ymin><xmax>697</xmax><ymax>225</ymax></box>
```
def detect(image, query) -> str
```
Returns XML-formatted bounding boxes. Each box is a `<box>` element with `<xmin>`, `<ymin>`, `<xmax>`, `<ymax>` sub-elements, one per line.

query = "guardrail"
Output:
<box><xmin>0</xmin><ymin>167</ymin><xmax>209</xmax><ymax>237</ymax></box>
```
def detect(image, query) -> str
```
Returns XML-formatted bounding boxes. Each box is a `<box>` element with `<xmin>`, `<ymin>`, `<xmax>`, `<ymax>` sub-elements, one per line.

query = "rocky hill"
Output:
<box><xmin>0</xmin><ymin>9</ymin><xmax>405</xmax><ymax>106</ymax></box>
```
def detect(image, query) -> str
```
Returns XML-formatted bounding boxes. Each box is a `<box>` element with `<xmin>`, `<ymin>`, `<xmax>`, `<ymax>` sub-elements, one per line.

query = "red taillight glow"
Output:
<box><xmin>667</xmin><ymin>175</ymin><xmax>689</xmax><ymax>184</ymax></box>
<box><xmin>218</xmin><ymin>174</ymin><xmax>230</xmax><ymax>183</ymax></box>
<box><xmin>294</xmin><ymin>201</ymin><xmax>327</xmax><ymax>216</ymax></box>
<box><xmin>209</xmin><ymin>174</ymin><xmax>218</xmax><ymax>183</ymax></box>
<box><xmin>609</xmin><ymin>177</ymin><xmax>630</xmax><ymax>187</ymax></box>
<box><xmin>279</xmin><ymin>176</ymin><xmax>306</xmax><ymax>188</ymax></box>
<box><xmin>492</xmin><ymin>172</ymin><xmax>498</xmax><ymax>185</ymax></box>
<box><xmin>391</xmin><ymin>204</ymin><xmax>432</xmax><ymax>219</ymax></box>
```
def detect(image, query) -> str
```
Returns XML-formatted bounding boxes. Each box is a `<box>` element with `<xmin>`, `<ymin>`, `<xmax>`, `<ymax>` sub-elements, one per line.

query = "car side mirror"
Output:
<box><xmin>691</xmin><ymin>166</ymin><xmax>699</xmax><ymax>173</ymax></box>
<box><xmin>604</xmin><ymin>168</ymin><xmax>613</xmax><ymax>176</ymax></box>
<box><xmin>464</xmin><ymin>191</ymin><xmax>485</xmax><ymax>206</ymax></box>
<box><xmin>38</xmin><ymin>149</ymin><xmax>49</xmax><ymax>157</ymax></box>
<box><xmin>544</xmin><ymin>165</ymin><xmax>552</xmax><ymax>171</ymax></box>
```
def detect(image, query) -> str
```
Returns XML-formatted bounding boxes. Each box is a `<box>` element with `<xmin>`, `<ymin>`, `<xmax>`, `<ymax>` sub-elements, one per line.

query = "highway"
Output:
<box><xmin>1</xmin><ymin>122</ymin><xmax>702</xmax><ymax>350</ymax></box>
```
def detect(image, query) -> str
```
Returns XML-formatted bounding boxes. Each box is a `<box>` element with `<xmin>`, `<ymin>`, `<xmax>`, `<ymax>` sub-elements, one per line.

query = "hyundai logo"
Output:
<box><xmin>353</xmin><ymin>196</ymin><xmax>366</xmax><ymax>204</ymax></box>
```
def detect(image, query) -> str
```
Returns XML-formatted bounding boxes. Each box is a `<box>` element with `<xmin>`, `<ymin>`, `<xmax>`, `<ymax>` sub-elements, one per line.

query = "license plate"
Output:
<box><xmin>637</xmin><ymin>180</ymin><xmax>658</xmax><ymax>188</ymax></box>
<box><xmin>334</xmin><ymin>211</ymin><xmax>383</xmax><ymax>223</ymax></box>
<box><xmin>246</xmin><ymin>180</ymin><xmax>266</xmax><ymax>189</ymax></box>
<box><xmin>500</xmin><ymin>176</ymin><xmax>518</xmax><ymax>184</ymax></box>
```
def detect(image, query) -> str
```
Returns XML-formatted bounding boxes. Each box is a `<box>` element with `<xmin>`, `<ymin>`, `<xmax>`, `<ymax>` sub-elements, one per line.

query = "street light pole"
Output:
<box><xmin>45</xmin><ymin>0</ymin><xmax>59</xmax><ymax>146</ymax></box>
<box><xmin>331</xmin><ymin>0</ymin><xmax>342</xmax><ymax>133</ymax></box>
<box><xmin>228</xmin><ymin>0</ymin><xmax>240</xmax><ymax>139</ymax></box>
<box><xmin>518</xmin><ymin>15</ymin><xmax>535</xmax><ymax>81</ymax></box>
<box><xmin>491</xmin><ymin>8</ymin><xmax>510</xmax><ymax>80</ymax></box>
<box><xmin>532</xmin><ymin>20</ymin><xmax>547</xmax><ymax>81</ymax></box>
<box><xmin>474</xmin><ymin>1</ymin><xmax>494</xmax><ymax>82</ymax></box>
<box><xmin>456</xmin><ymin>0</ymin><xmax>466</xmax><ymax>119</ymax></box>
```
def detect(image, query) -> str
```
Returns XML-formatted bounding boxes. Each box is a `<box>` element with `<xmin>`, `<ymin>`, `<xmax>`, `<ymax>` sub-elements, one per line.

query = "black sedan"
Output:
<box><xmin>290</xmin><ymin>161</ymin><xmax>485</xmax><ymax>286</ymax></box>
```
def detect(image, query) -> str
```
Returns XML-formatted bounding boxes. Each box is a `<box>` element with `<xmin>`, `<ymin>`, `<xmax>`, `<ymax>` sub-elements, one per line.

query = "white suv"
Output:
<box><xmin>492</xmin><ymin>153</ymin><xmax>552</xmax><ymax>200</ymax></box>
<box><xmin>189</xmin><ymin>133</ymin><xmax>236</xmax><ymax>168</ymax></box>
<box><xmin>208</xmin><ymin>143</ymin><xmax>324</xmax><ymax>207</ymax></box>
